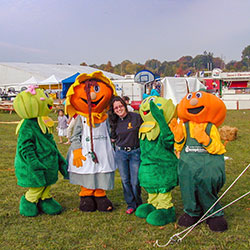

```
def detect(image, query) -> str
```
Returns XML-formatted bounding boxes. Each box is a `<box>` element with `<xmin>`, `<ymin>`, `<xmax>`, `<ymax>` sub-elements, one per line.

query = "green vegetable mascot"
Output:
<box><xmin>14</xmin><ymin>85</ymin><xmax>68</xmax><ymax>217</ymax></box>
<box><xmin>135</xmin><ymin>96</ymin><xmax>178</xmax><ymax>226</ymax></box>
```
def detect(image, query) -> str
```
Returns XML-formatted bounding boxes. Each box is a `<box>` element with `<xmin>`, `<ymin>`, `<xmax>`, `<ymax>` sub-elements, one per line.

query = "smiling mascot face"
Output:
<box><xmin>140</xmin><ymin>96</ymin><xmax>177</xmax><ymax>124</ymax></box>
<box><xmin>177</xmin><ymin>91</ymin><xmax>226</xmax><ymax>127</ymax></box>
<box><xmin>70</xmin><ymin>80</ymin><xmax>113</xmax><ymax>115</ymax></box>
<box><xmin>66</xmin><ymin>71</ymin><xmax>116</xmax><ymax>124</ymax></box>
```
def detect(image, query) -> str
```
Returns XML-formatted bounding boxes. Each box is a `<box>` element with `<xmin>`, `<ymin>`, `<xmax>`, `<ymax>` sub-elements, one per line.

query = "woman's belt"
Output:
<box><xmin>116</xmin><ymin>146</ymin><xmax>139</xmax><ymax>152</ymax></box>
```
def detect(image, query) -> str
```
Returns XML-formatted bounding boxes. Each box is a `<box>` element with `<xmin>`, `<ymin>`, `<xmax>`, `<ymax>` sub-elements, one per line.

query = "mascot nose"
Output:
<box><xmin>90</xmin><ymin>92</ymin><xmax>97</xmax><ymax>100</ymax></box>
<box><xmin>190</xmin><ymin>98</ymin><xmax>198</xmax><ymax>106</ymax></box>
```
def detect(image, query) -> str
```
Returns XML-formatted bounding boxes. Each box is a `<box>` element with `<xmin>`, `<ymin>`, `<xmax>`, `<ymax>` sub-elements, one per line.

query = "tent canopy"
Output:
<box><xmin>0</xmin><ymin>62</ymin><xmax>124</xmax><ymax>87</ymax></box>
<box><xmin>61</xmin><ymin>72</ymin><xmax>80</xmax><ymax>84</ymax></box>
<box><xmin>61</xmin><ymin>72</ymin><xmax>80</xmax><ymax>98</ymax></box>
<box><xmin>162</xmin><ymin>77</ymin><xmax>205</xmax><ymax>105</ymax></box>
<box><xmin>19</xmin><ymin>76</ymin><xmax>39</xmax><ymax>86</ymax></box>
<box><xmin>39</xmin><ymin>75</ymin><xmax>60</xmax><ymax>85</ymax></box>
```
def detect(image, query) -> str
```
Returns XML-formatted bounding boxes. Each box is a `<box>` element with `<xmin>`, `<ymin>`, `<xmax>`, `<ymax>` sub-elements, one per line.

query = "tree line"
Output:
<box><xmin>80</xmin><ymin>45</ymin><xmax>250</xmax><ymax>77</ymax></box>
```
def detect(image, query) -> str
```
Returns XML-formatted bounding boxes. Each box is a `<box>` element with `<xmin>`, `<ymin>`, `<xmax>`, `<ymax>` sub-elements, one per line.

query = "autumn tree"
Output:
<box><xmin>104</xmin><ymin>61</ymin><xmax>114</xmax><ymax>73</ymax></box>
<box><xmin>80</xmin><ymin>62</ymin><xmax>88</xmax><ymax>66</ymax></box>
<box><xmin>212</xmin><ymin>57</ymin><xmax>225</xmax><ymax>69</ymax></box>
<box><xmin>145</xmin><ymin>59</ymin><xmax>161</xmax><ymax>74</ymax></box>
<box><xmin>242</xmin><ymin>45</ymin><xmax>250</xmax><ymax>70</ymax></box>
<box><xmin>83</xmin><ymin>45</ymin><xmax>250</xmax><ymax>76</ymax></box>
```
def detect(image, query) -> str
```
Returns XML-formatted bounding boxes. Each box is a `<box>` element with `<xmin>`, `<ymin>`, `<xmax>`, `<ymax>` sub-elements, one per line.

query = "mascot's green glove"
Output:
<box><xmin>19</xmin><ymin>140</ymin><xmax>47</xmax><ymax>170</ymax></box>
<box><xmin>19</xmin><ymin>144</ymin><xmax>47</xmax><ymax>186</ymax></box>
<box><xmin>150</xmin><ymin>101</ymin><xmax>174</xmax><ymax>149</ymax></box>
<box><xmin>58</xmin><ymin>153</ymin><xmax>69</xmax><ymax>179</ymax></box>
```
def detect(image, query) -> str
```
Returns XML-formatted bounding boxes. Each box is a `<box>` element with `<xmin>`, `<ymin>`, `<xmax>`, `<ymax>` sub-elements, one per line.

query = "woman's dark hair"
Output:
<box><xmin>58</xmin><ymin>109</ymin><xmax>64</xmax><ymax>114</ymax></box>
<box><xmin>122</xmin><ymin>96</ymin><xmax>130</xmax><ymax>102</ymax></box>
<box><xmin>108</xmin><ymin>96</ymin><xmax>128</xmax><ymax>139</ymax></box>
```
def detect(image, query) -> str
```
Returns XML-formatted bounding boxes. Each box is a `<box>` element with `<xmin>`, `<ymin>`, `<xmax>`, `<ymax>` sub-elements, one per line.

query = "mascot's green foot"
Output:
<box><xmin>135</xmin><ymin>203</ymin><xmax>156</xmax><ymax>218</ymax></box>
<box><xmin>20</xmin><ymin>195</ymin><xmax>38</xmax><ymax>217</ymax></box>
<box><xmin>146</xmin><ymin>207</ymin><xmax>176</xmax><ymax>226</ymax></box>
<box><xmin>38</xmin><ymin>198</ymin><xmax>62</xmax><ymax>215</ymax></box>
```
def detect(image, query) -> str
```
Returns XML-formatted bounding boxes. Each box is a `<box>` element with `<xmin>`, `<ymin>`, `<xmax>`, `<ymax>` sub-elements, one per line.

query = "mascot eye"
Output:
<box><xmin>195</xmin><ymin>92</ymin><xmax>202</xmax><ymax>98</ymax></box>
<box><xmin>94</xmin><ymin>85</ymin><xmax>100</xmax><ymax>93</ymax></box>
<box><xmin>149</xmin><ymin>97</ymin><xmax>155</xmax><ymax>102</ymax></box>
<box><xmin>44</xmin><ymin>92</ymin><xmax>49</xmax><ymax>98</ymax></box>
<box><xmin>186</xmin><ymin>93</ymin><xmax>192</xmax><ymax>100</ymax></box>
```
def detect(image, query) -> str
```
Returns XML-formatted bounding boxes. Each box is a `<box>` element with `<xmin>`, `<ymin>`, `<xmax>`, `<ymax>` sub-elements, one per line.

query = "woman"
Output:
<box><xmin>108</xmin><ymin>96</ymin><xmax>143</xmax><ymax>214</ymax></box>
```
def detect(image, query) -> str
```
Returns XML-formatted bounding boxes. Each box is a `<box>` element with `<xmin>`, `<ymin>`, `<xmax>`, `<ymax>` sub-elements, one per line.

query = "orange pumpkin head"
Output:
<box><xmin>177</xmin><ymin>91</ymin><xmax>226</xmax><ymax>127</ymax></box>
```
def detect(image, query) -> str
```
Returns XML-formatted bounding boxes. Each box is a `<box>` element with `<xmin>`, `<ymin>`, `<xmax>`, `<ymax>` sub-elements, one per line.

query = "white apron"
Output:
<box><xmin>68</xmin><ymin>116</ymin><xmax>116</xmax><ymax>174</ymax></box>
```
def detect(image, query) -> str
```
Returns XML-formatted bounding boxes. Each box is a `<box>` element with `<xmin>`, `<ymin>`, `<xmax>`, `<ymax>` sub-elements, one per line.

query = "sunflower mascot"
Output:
<box><xmin>65</xmin><ymin>71</ymin><xmax>117</xmax><ymax>212</ymax></box>
<box><xmin>169</xmin><ymin>91</ymin><xmax>228</xmax><ymax>232</ymax></box>
<box><xmin>135</xmin><ymin>96</ymin><xmax>178</xmax><ymax>226</ymax></box>
<box><xmin>14</xmin><ymin>86</ymin><xmax>68</xmax><ymax>217</ymax></box>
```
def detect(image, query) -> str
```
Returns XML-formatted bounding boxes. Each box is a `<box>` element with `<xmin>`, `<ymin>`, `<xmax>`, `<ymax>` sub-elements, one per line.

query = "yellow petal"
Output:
<box><xmin>139</xmin><ymin>121</ymin><xmax>156</xmax><ymax>133</ymax></box>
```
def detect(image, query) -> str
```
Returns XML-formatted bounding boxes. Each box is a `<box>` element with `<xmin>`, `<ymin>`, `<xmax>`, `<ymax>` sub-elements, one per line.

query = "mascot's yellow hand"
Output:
<box><xmin>169</xmin><ymin>118</ymin><xmax>184</xmax><ymax>142</ymax></box>
<box><xmin>193</xmin><ymin>123</ymin><xmax>210</xmax><ymax>146</ymax></box>
<box><xmin>73</xmin><ymin>148</ymin><xmax>86</xmax><ymax>167</ymax></box>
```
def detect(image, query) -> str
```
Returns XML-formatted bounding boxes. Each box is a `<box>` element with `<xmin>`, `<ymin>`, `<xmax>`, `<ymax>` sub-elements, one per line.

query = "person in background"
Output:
<box><xmin>108</xmin><ymin>96</ymin><xmax>143</xmax><ymax>214</ymax></box>
<box><xmin>64</xmin><ymin>114</ymin><xmax>78</xmax><ymax>144</ymax></box>
<box><xmin>122</xmin><ymin>96</ymin><xmax>134</xmax><ymax>112</ymax></box>
<box><xmin>214</xmin><ymin>89</ymin><xmax>220</xmax><ymax>98</ymax></box>
<box><xmin>143</xmin><ymin>81</ymin><xmax>160</xmax><ymax>99</ymax></box>
<box><xmin>150</xmin><ymin>82</ymin><xmax>160</xmax><ymax>97</ymax></box>
<box><xmin>57</xmin><ymin>109</ymin><xmax>68</xmax><ymax>144</ymax></box>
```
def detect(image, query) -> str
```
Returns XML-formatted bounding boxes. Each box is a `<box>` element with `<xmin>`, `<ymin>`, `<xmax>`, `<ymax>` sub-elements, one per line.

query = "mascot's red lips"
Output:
<box><xmin>48</xmin><ymin>104</ymin><xmax>52</xmax><ymax>110</ymax></box>
<box><xmin>81</xmin><ymin>96</ymin><xmax>104</xmax><ymax>107</ymax></box>
<box><xmin>143</xmin><ymin>110</ymin><xmax>150</xmax><ymax>115</ymax></box>
<box><xmin>188</xmin><ymin>106</ymin><xmax>204</xmax><ymax>114</ymax></box>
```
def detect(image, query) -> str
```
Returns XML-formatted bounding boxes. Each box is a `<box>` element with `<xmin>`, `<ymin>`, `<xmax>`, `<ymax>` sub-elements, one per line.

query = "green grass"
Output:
<box><xmin>0</xmin><ymin>110</ymin><xmax>249</xmax><ymax>250</ymax></box>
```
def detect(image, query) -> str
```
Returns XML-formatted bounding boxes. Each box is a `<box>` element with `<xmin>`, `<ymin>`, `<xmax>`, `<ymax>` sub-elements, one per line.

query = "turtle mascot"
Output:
<box><xmin>14</xmin><ymin>85</ymin><xmax>68</xmax><ymax>217</ymax></box>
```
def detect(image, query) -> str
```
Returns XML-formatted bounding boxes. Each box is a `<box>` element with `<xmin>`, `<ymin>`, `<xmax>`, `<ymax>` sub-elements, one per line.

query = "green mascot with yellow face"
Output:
<box><xmin>14</xmin><ymin>86</ymin><xmax>68</xmax><ymax>217</ymax></box>
<box><xmin>135</xmin><ymin>96</ymin><xmax>178</xmax><ymax>226</ymax></box>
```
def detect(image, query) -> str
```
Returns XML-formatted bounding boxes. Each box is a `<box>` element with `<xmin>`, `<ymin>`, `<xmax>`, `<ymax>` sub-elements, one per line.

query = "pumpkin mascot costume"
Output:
<box><xmin>66</xmin><ymin>71</ymin><xmax>117</xmax><ymax>212</ymax></box>
<box><xmin>169</xmin><ymin>91</ymin><xmax>228</xmax><ymax>232</ymax></box>
<box><xmin>14</xmin><ymin>86</ymin><xmax>68</xmax><ymax>217</ymax></box>
<box><xmin>135</xmin><ymin>96</ymin><xmax>178</xmax><ymax>226</ymax></box>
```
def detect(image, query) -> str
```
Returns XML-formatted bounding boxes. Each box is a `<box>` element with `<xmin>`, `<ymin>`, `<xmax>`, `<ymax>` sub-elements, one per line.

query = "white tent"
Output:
<box><xmin>161</xmin><ymin>77</ymin><xmax>205</xmax><ymax>105</ymax></box>
<box><xmin>39</xmin><ymin>75</ymin><xmax>60</xmax><ymax>85</ymax></box>
<box><xmin>19</xmin><ymin>76</ymin><xmax>39</xmax><ymax>86</ymax></box>
<box><xmin>0</xmin><ymin>62</ymin><xmax>124</xmax><ymax>87</ymax></box>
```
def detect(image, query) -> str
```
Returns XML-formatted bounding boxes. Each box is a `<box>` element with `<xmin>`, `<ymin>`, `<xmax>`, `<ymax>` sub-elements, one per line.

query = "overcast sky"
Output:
<box><xmin>0</xmin><ymin>0</ymin><xmax>249</xmax><ymax>66</ymax></box>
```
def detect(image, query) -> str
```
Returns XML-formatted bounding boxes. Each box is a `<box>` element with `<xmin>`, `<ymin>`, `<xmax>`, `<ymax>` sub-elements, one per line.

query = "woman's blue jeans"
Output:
<box><xmin>115</xmin><ymin>147</ymin><xmax>142</xmax><ymax>210</ymax></box>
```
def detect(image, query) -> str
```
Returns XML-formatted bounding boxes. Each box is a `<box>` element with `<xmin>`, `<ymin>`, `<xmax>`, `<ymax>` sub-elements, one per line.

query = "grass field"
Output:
<box><xmin>0</xmin><ymin>110</ymin><xmax>249</xmax><ymax>250</ymax></box>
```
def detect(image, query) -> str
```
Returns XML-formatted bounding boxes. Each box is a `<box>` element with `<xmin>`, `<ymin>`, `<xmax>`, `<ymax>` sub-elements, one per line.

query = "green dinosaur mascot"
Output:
<box><xmin>135</xmin><ymin>96</ymin><xmax>178</xmax><ymax>226</ymax></box>
<box><xmin>14</xmin><ymin>85</ymin><xmax>68</xmax><ymax>217</ymax></box>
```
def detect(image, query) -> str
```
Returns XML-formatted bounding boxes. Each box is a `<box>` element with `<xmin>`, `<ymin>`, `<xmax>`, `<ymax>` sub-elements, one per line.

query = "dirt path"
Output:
<box><xmin>0</xmin><ymin>121</ymin><xmax>19</xmax><ymax>124</ymax></box>
<box><xmin>0</xmin><ymin>121</ymin><xmax>58</xmax><ymax>124</ymax></box>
